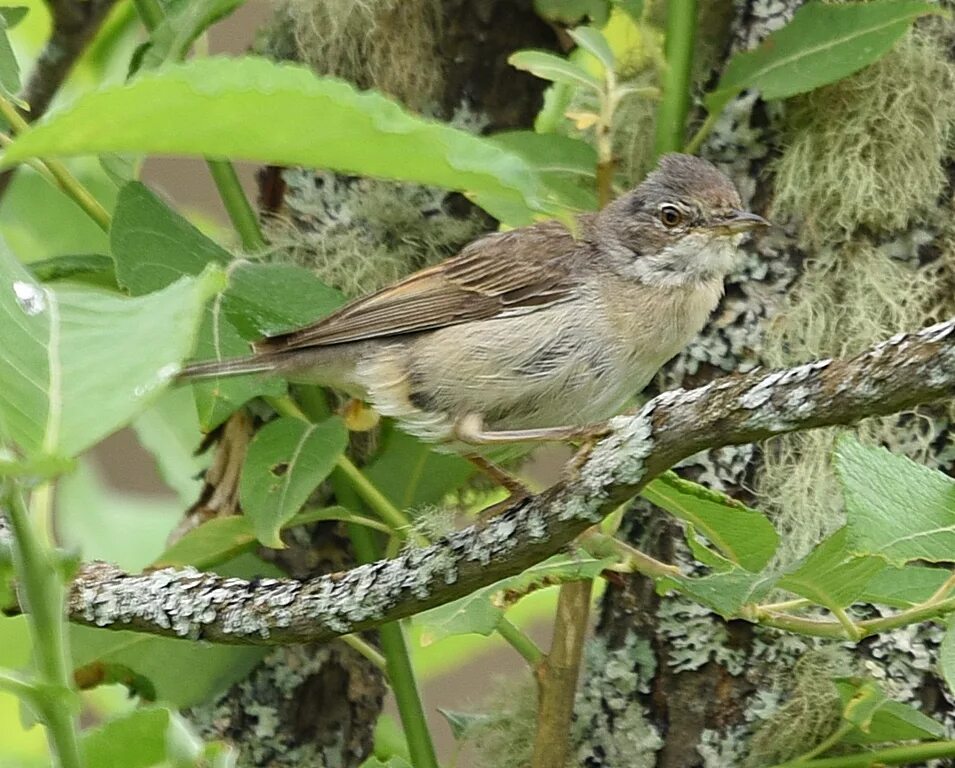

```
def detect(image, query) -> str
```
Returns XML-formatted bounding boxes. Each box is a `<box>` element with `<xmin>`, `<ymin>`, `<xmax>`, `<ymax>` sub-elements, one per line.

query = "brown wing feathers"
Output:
<box><xmin>254</xmin><ymin>220</ymin><xmax>586</xmax><ymax>354</ymax></box>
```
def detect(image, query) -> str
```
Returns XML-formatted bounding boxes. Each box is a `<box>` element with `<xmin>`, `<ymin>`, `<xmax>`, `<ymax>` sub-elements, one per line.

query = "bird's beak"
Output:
<box><xmin>715</xmin><ymin>210</ymin><xmax>772</xmax><ymax>233</ymax></box>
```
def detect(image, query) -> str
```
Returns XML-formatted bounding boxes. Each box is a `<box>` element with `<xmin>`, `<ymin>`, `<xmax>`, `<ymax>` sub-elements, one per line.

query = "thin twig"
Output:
<box><xmin>0</xmin><ymin>95</ymin><xmax>111</xmax><ymax>230</ymax></box>
<box><xmin>0</xmin><ymin>0</ymin><xmax>120</xmax><ymax>200</ymax></box>
<box><xmin>531</xmin><ymin>579</ymin><xmax>593</xmax><ymax>768</ymax></box>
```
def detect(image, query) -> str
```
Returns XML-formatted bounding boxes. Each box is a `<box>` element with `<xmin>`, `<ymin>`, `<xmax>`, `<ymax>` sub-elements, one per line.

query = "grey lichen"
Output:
<box><xmin>573</xmin><ymin>632</ymin><xmax>663</xmax><ymax>768</ymax></box>
<box><xmin>697</xmin><ymin>725</ymin><xmax>750</xmax><ymax>768</ymax></box>
<box><xmin>773</xmin><ymin>29</ymin><xmax>955</xmax><ymax>243</ymax></box>
<box><xmin>188</xmin><ymin>643</ymin><xmax>382</xmax><ymax>767</ymax></box>
<box><xmin>271</xmin><ymin>0</ymin><xmax>443</xmax><ymax>109</ymax></box>
<box><xmin>657</xmin><ymin>598</ymin><xmax>746</xmax><ymax>674</ymax></box>
<box><xmin>264</xmin><ymin>169</ymin><xmax>487</xmax><ymax>299</ymax></box>
<box><xmin>744</xmin><ymin>647</ymin><xmax>853</xmax><ymax>767</ymax></box>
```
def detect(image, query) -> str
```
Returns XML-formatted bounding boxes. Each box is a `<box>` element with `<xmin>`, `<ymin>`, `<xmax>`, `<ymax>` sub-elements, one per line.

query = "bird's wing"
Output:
<box><xmin>254</xmin><ymin>219</ymin><xmax>586</xmax><ymax>353</ymax></box>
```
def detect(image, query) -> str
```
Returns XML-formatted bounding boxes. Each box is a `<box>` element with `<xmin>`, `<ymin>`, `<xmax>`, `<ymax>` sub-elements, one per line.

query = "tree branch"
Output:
<box><xmin>23</xmin><ymin>0</ymin><xmax>120</xmax><ymax>119</ymax></box>
<box><xmin>59</xmin><ymin>318</ymin><xmax>955</xmax><ymax>645</ymax></box>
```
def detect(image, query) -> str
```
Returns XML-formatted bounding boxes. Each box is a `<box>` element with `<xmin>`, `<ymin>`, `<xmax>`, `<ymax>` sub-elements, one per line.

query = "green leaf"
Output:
<box><xmin>70</xmin><ymin>626</ymin><xmax>266</xmax><ymax>709</ymax></box>
<box><xmin>666</xmin><ymin>567</ymin><xmax>773</xmax><ymax>617</ymax></box>
<box><xmin>360</xmin><ymin>758</ymin><xmax>413</xmax><ymax>768</ymax></box>
<box><xmin>417</xmin><ymin>553</ymin><xmax>610</xmax><ymax>643</ymax></box>
<box><xmin>0</xmin><ymin>7</ymin><xmax>28</xmax><ymax>28</ymax></box>
<box><xmin>612</xmin><ymin>0</ymin><xmax>644</xmax><ymax>22</ymax></box>
<box><xmin>152</xmin><ymin>505</ymin><xmax>364</xmax><ymax>569</ymax></box>
<box><xmin>860</xmin><ymin>565</ymin><xmax>951</xmax><ymax>608</ymax></box>
<box><xmin>568</xmin><ymin>26</ymin><xmax>615</xmax><ymax>71</ymax></box>
<box><xmin>437</xmin><ymin>708</ymin><xmax>493</xmax><ymax>741</ymax></box>
<box><xmin>238</xmin><ymin>416</ymin><xmax>348</xmax><ymax>548</ymax></box>
<box><xmin>220</xmin><ymin>262</ymin><xmax>343</xmax><ymax>340</ymax></box>
<box><xmin>838</xmin><ymin>678</ymin><xmax>887</xmax><ymax>734</ymax></box>
<box><xmin>132</xmin><ymin>388</ymin><xmax>207</xmax><ymax>504</ymax></box>
<box><xmin>80</xmin><ymin>706</ymin><xmax>232</xmax><ymax>768</ymax></box>
<box><xmin>0</xmin><ymin>453</ymin><xmax>75</xmax><ymax>479</ymax></box>
<box><xmin>0</xmin><ymin>7</ymin><xmax>26</xmax><ymax>101</ymax></box>
<box><xmin>110</xmin><ymin>182</ymin><xmax>344</xmax><ymax>429</ymax></box>
<box><xmin>26</xmin><ymin>254</ymin><xmax>116</xmax><ymax>285</ymax></box>
<box><xmin>56</xmin><ymin>459</ymin><xmax>182</xmax><ymax>570</ymax></box>
<box><xmin>2</xmin><ymin>57</ymin><xmax>566</xmax><ymax>224</ymax></box>
<box><xmin>837</xmin><ymin>436</ymin><xmax>955</xmax><ymax>567</ymax></box>
<box><xmin>364</xmin><ymin>424</ymin><xmax>474</xmax><ymax>510</ymax></box>
<box><xmin>834</xmin><ymin>678</ymin><xmax>944</xmax><ymax>743</ymax></box>
<box><xmin>776</xmin><ymin>528</ymin><xmax>885</xmax><ymax>611</ymax></box>
<box><xmin>81</xmin><ymin>708</ymin><xmax>172</xmax><ymax>768</ymax></box>
<box><xmin>489</xmin><ymin>131</ymin><xmax>598</xmax><ymax>214</ymax></box>
<box><xmin>190</xmin><ymin>305</ymin><xmax>286</xmax><ymax>431</ymax></box>
<box><xmin>704</xmin><ymin>0</ymin><xmax>944</xmax><ymax>116</ymax></box>
<box><xmin>641</xmin><ymin>473</ymin><xmax>779</xmax><ymax>571</ymax></box>
<box><xmin>110</xmin><ymin>182</ymin><xmax>231</xmax><ymax>296</ymax></box>
<box><xmin>533</xmin><ymin>0</ymin><xmax>610</xmax><ymax>26</ymax></box>
<box><xmin>0</xmin><ymin>245</ymin><xmax>222</xmax><ymax>459</ymax></box>
<box><xmin>940</xmin><ymin>615</ymin><xmax>955</xmax><ymax>698</ymax></box>
<box><xmin>508</xmin><ymin>50</ymin><xmax>602</xmax><ymax>91</ymax></box>
<box><xmin>139</xmin><ymin>0</ymin><xmax>247</xmax><ymax>70</ymax></box>
<box><xmin>683</xmin><ymin>524</ymin><xmax>737</xmax><ymax>572</ymax></box>
<box><xmin>0</xmin><ymin>163</ymin><xmax>115</xmax><ymax>264</ymax></box>
<box><xmin>111</xmin><ymin>183</ymin><xmax>261</xmax><ymax>426</ymax></box>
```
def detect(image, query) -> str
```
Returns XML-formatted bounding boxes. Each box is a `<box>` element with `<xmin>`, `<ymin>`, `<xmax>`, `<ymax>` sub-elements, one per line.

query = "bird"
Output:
<box><xmin>180</xmin><ymin>153</ymin><xmax>768</xmax><ymax>451</ymax></box>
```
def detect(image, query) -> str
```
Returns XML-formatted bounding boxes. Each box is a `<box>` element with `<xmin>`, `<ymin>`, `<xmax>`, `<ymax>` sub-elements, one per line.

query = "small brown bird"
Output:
<box><xmin>181</xmin><ymin>154</ymin><xmax>768</xmax><ymax>446</ymax></box>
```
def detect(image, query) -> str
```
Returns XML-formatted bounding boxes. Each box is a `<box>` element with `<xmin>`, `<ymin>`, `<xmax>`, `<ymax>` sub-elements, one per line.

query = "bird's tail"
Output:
<box><xmin>176</xmin><ymin>355</ymin><xmax>279</xmax><ymax>382</ymax></box>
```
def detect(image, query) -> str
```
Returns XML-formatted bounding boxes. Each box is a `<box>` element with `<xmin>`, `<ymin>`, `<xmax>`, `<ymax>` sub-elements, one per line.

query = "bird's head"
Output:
<box><xmin>598</xmin><ymin>153</ymin><xmax>769</xmax><ymax>286</ymax></box>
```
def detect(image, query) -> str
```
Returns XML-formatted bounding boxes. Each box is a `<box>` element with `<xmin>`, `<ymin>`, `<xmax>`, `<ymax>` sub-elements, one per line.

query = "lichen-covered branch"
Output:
<box><xmin>62</xmin><ymin>318</ymin><xmax>955</xmax><ymax>646</ymax></box>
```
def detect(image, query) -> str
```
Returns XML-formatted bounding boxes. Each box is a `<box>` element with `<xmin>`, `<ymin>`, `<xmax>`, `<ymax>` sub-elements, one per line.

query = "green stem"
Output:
<box><xmin>0</xmin><ymin>668</ymin><xmax>41</xmax><ymax>708</ymax></box>
<box><xmin>132</xmin><ymin>0</ymin><xmax>266</xmax><ymax>252</ymax></box>
<box><xmin>206</xmin><ymin>159</ymin><xmax>266</xmax><ymax>251</ymax></box>
<box><xmin>268</xmin><ymin>393</ymin><xmax>418</xmax><ymax>542</ymax></box>
<box><xmin>335</xmin><ymin>455</ymin><xmax>421</xmax><ymax>543</ymax></box>
<box><xmin>349</xmin><ymin>524</ymin><xmax>438</xmax><ymax>768</ymax></box>
<box><xmin>579</xmin><ymin>530</ymin><xmax>682</xmax><ymax>580</ymax></box>
<box><xmin>131</xmin><ymin>0</ymin><xmax>164</xmax><ymax>30</ymax></box>
<box><xmin>5</xmin><ymin>484</ymin><xmax>82</xmax><ymax>768</ymax></box>
<box><xmin>497</xmin><ymin>617</ymin><xmax>545</xmax><ymax>667</ymax></box>
<box><xmin>653</xmin><ymin>0</ymin><xmax>698</xmax><ymax>157</ymax></box>
<box><xmin>788</xmin><ymin>722</ymin><xmax>854</xmax><ymax>764</ymax></box>
<box><xmin>682</xmin><ymin>109</ymin><xmax>718</xmax><ymax>155</ymax></box>
<box><xmin>340</xmin><ymin>634</ymin><xmax>388</xmax><ymax>672</ymax></box>
<box><xmin>756</xmin><ymin>595</ymin><xmax>955</xmax><ymax>640</ymax></box>
<box><xmin>831</xmin><ymin>605</ymin><xmax>861</xmax><ymax>641</ymax></box>
<box><xmin>770</xmin><ymin>740</ymin><xmax>955</xmax><ymax>768</ymax></box>
<box><xmin>757</xmin><ymin>598</ymin><xmax>811</xmax><ymax>613</ymax></box>
<box><xmin>0</xmin><ymin>97</ymin><xmax>110</xmax><ymax>232</ymax></box>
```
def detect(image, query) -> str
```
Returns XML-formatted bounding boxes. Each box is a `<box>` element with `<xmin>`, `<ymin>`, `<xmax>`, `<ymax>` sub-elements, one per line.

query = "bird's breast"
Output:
<box><xmin>598</xmin><ymin>276</ymin><xmax>724</xmax><ymax>374</ymax></box>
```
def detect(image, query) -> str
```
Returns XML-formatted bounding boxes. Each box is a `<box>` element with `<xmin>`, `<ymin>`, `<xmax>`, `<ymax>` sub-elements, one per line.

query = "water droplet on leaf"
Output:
<box><xmin>13</xmin><ymin>281</ymin><xmax>46</xmax><ymax>315</ymax></box>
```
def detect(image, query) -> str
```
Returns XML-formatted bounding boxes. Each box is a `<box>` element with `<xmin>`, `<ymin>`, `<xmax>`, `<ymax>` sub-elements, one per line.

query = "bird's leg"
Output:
<box><xmin>454</xmin><ymin>414</ymin><xmax>608</xmax><ymax>445</ymax></box>
<box><xmin>464</xmin><ymin>453</ymin><xmax>531</xmax><ymax>499</ymax></box>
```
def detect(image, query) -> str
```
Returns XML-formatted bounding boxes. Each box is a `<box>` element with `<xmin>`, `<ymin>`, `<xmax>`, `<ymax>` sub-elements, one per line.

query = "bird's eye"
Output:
<box><xmin>659</xmin><ymin>205</ymin><xmax>683</xmax><ymax>228</ymax></box>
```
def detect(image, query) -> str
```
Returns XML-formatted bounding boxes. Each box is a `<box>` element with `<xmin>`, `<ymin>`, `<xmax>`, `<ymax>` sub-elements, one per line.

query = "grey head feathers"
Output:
<box><xmin>596</xmin><ymin>153</ymin><xmax>757</xmax><ymax>287</ymax></box>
